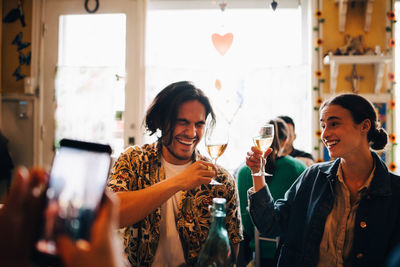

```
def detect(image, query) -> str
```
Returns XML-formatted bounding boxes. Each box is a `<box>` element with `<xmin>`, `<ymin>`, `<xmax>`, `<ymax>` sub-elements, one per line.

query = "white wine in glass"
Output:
<box><xmin>252</xmin><ymin>124</ymin><xmax>274</xmax><ymax>176</ymax></box>
<box><xmin>205</xmin><ymin>116</ymin><xmax>229</xmax><ymax>185</ymax></box>
<box><xmin>206</xmin><ymin>144</ymin><xmax>228</xmax><ymax>161</ymax></box>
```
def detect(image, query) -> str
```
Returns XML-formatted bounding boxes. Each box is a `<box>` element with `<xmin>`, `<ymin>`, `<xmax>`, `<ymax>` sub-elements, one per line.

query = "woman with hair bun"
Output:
<box><xmin>245</xmin><ymin>94</ymin><xmax>400</xmax><ymax>266</ymax></box>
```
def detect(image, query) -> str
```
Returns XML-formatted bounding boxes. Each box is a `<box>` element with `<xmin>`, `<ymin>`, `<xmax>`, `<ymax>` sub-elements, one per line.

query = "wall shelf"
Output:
<box><xmin>336</xmin><ymin>0</ymin><xmax>374</xmax><ymax>32</ymax></box>
<box><xmin>323</xmin><ymin>54</ymin><xmax>392</xmax><ymax>94</ymax></box>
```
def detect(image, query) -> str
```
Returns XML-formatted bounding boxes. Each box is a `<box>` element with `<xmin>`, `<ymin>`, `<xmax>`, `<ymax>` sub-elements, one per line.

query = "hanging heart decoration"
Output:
<box><xmin>215</xmin><ymin>79</ymin><xmax>222</xmax><ymax>90</ymax></box>
<box><xmin>211</xmin><ymin>33</ymin><xmax>234</xmax><ymax>56</ymax></box>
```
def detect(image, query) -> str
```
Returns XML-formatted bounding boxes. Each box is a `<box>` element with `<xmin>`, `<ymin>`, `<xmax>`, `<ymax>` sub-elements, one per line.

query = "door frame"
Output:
<box><xmin>38</xmin><ymin>0</ymin><xmax>146</xmax><ymax>167</ymax></box>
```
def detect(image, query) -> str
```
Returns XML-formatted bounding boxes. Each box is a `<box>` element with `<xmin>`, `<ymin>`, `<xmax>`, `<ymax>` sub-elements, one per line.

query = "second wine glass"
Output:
<box><xmin>205</xmin><ymin>116</ymin><xmax>229</xmax><ymax>185</ymax></box>
<box><xmin>252</xmin><ymin>123</ymin><xmax>274</xmax><ymax>176</ymax></box>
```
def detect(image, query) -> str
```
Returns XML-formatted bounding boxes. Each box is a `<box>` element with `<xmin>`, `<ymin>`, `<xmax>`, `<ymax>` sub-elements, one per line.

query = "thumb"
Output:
<box><xmin>4</xmin><ymin>167</ymin><xmax>30</xmax><ymax>210</ymax></box>
<box><xmin>56</xmin><ymin>235</ymin><xmax>78</xmax><ymax>265</ymax></box>
<box><xmin>91</xmin><ymin>192</ymin><xmax>120</xmax><ymax>244</ymax></box>
<box><xmin>264</xmin><ymin>148</ymin><xmax>273</xmax><ymax>158</ymax></box>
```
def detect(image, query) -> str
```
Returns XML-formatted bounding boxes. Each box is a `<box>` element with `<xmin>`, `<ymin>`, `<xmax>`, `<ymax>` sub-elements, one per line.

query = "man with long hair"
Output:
<box><xmin>107</xmin><ymin>81</ymin><xmax>242</xmax><ymax>266</ymax></box>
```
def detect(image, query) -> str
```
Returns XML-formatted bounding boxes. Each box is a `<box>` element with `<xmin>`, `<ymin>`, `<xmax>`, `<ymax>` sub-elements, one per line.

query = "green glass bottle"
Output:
<box><xmin>197</xmin><ymin>198</ymin><xmax>234</xmax><ymax>267</ymax></box>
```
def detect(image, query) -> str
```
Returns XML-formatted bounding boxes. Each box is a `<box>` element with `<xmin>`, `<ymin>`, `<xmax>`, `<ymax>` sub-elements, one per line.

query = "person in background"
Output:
<box><xmin>386</xmin><ymin>244</ymin><xmax>400</xmax><ymax>267</ymax></box>
<box><xmin>0</xmin><ymin>130</ymin><xmax>14</xmax><ymax>193</ymax></box>
<box><xmin>0</xmin><ymin>166</ymin><xmax>125</xmax><ymax>267</ymax></box>
<box><xmin>278</xmin><ymin>116</ymin><xmax>315</xmax><ymax>166</ymax></box>
<box><xmin>247</xmin><ymin>94</ymin><xmax>400</xmax><ymax>266</ymax></box>
<box><xmin>236</xmin><ymin>118</ymin><xmax>306</xmax><ymax>266</ymax></box>
<box><xmin>107</xmin><ymin>81</ymin><xmax>243</xmax><ymax>266</ymax></box>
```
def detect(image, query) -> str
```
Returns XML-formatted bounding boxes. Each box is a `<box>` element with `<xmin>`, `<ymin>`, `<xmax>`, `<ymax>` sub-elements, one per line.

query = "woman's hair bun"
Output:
<box><xmin>369</xmin><ymin>127</ymin><xmax>388</xmax><ymax>151</ymax></box>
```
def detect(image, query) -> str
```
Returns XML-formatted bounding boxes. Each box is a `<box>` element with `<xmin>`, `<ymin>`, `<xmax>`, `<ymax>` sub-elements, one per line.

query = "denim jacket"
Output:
<box><xmin>249</xmin><ymin>152</ymin><xmax>400</xmax><ymax>267</ymax></box>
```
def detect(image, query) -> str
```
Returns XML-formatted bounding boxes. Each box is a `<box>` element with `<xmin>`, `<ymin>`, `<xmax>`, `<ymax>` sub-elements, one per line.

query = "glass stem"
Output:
<box><xmin>213</xmin><ymin>158</ymin><xmax>218</xmax><ymax>176</ymax></box>
<box><xmin>260</xmin><ymin>156</ymin><xmax>264</xmax><ymax>174</ymax></box>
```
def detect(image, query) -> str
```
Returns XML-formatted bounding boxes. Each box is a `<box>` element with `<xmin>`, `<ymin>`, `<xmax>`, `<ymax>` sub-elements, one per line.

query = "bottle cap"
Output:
<box><xmin>210</xmin><ymin>197</ymin><xmax>226</xmax><ymax>217</ymax></box>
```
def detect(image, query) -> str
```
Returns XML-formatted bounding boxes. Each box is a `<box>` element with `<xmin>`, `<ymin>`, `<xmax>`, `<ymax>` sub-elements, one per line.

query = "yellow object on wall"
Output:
<box><xmin>322</xmin><ymin>0</ymin><xmax>388</xmax><ymax>94</ymax></box>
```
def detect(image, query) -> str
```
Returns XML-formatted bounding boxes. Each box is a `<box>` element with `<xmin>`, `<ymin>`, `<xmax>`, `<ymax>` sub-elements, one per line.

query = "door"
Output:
<box><xmin>41</xmin><ymin>0</ymin><xmax>145</xmax><ymax>166</ymax></box>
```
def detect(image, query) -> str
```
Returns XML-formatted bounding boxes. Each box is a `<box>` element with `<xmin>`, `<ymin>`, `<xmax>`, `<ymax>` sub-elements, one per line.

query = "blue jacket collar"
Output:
<box><xmin>319</xmin><ymin>152</ymin><xmax>392</xmax><ymax>196</ymax></box>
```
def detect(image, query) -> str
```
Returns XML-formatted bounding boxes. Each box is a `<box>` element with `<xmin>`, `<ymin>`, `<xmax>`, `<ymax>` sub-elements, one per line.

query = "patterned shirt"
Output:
<box><xmin>107</xmin><ymin>142</ymin><xmax>243</xmax><ymax>266</ymax></box>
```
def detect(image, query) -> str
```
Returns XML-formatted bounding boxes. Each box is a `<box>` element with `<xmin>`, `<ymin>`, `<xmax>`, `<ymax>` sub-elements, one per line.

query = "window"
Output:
<box><xmin>55</xmin><ymin>14</ymin><xmax>126</xmax><ymax>157</ymax></box>
<box><xmin>146</xmin><ymin>4</ymin><xmax>311</xmax><ymax>172</ymax></box>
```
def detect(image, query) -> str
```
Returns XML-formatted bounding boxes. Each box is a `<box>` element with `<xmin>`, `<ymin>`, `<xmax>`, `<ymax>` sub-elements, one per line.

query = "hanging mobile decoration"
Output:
<box><xmin>3</xmin><ymin>0</ymin><xmax>26</xmax><ymax>27</ymax></box>
<box><xmin>85</xmin><ymin>0</ymin><xmax>99</xmax><ymax>14</ymax></box>
<box><xmin>11</xmin><ymin>31</ymin><xmax>31</xmax><ymax>81</ymax></box>
<box><xmin>215</xmin><ymin>79</ymin><xmax>222</xmax><ymax>90</ymax></box>
<box><xmin>211</xmin><ymin>1</ymin><xmax>234</xmax><ymax>56</ymax></box>
<box><xmin>209</xmin><ymin>1</ymin><xmax>243</xmax><ymax>125</ymax></box>
<box><xmin>270</xmin><ymin>0</ymin><xmax>278</xmax><ymax>11</ymax></box>
<box><xmin>211</xmin><ymin>33</ymin><xmax>233</xmax><ymax>56</ymax></box>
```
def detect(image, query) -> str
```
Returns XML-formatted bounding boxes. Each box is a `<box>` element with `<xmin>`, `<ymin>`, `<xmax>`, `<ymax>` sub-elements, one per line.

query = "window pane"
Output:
<box><xmin>146</xmin><ymin>8</ymin><xmax>311</xmax><ymax>172</ymax></box>
<box><xmin>56</xmin><ymin>14</ymin><xmax>126</xmax><ymax>157</ymax></box>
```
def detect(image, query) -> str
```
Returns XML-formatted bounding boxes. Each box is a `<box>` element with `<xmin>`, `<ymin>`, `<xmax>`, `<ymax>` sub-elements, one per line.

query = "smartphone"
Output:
<box><xmin>34</xmin><ymin>138</ymin><xmax>112</xmax><ymax>261</ymax></box>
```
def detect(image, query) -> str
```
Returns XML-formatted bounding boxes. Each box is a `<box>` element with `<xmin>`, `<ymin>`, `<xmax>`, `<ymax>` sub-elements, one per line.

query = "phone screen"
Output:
<box><xmin>35</xmin><ymin>139</ymin><xmax>111</xmax><ymax>256</ymax></box>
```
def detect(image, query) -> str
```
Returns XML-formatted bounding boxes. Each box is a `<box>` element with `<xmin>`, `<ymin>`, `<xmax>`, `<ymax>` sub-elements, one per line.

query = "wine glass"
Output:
<box><xmin>252</xmin><ymin>124</ymin><xmax>274</xmax><ymax>176</ymax></box>
<box><xmin>205</xmin><ymin>116</ymin><xmax>229</xmax><ymax>185</ymax></box>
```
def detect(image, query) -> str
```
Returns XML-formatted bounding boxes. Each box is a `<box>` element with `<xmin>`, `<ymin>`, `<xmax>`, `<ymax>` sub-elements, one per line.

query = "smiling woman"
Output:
<box><xmin>245</xmin><ymin>94</ymin><xmax>400</xmax><ymax>267</ymax></box>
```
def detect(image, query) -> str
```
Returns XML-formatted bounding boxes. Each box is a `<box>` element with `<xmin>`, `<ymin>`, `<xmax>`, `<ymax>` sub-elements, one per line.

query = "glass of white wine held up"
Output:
<box><xmin>205</xmin><ymin>115</ymin><xmax>229</xmax><ymax>185</ymax></box>
<box><xmin>252</xmin><ymin>123</ymin><xmax>274</xmax><ymax>177</ymax></box>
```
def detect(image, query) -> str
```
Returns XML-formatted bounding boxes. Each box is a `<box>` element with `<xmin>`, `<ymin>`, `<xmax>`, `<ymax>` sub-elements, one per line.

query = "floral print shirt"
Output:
<box><xmin>107</xmin><ymin>142</ymin><xmax>243</xmax><ymax>266</ymax></box>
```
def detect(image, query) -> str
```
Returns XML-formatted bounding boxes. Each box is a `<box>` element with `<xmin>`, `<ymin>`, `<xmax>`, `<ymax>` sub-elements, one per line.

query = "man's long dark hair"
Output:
<box><xmin>144</xmin><ymin>81</ymin><xmax>215</xmax><ymax>146</ymax></box>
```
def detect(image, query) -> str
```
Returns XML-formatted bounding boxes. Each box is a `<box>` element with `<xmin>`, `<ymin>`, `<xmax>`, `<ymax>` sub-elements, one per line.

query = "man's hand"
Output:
<box><xmin>173</xmin><ymin>160</ymin><xmax>216</xmax><ymax>191</ymax></box>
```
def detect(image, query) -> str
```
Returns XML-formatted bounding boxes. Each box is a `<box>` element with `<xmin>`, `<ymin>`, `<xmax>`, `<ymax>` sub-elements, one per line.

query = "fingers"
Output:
<box><xmin>5</xmin><ymin>167</ymin><xmax>48</xmax><ymax>209</ymax></box>
<box><xmin>5</xmin><ymin>166</ymin><xmax>30</xmax><ymax>209</ymax></box>
<box><xmin>56</xmin><ymin>235</ymin><xmax>77</xmax><ymax>264</ymax></box>
<box><xmin>264</xmin><ymin>148</ymin><xmax>273</xmax><ymax>158</ymax></box>
<box><xmin>57</xmin><ymin>193</ymin><xmax>120</xmax><ymax>267</ymax></box>
<box><xmin>29</xmin><ymin>168</ymin><xmax>48</xmax><ymax>198</ymax></box>
<box><xmin>23</xmin><ymin>168</ymin><xmax>49</xmax><ymax>251</ymax></box>
<box><xmin>179</xmin><ymin>161</ymin><xmax>217</xmax><ymax>189</ymax></box>
<box><xmin>247</xmin><ymin>147</ymin><xmax>273</xmax><ymax>161</ymax></box>
<box><xmin>196</xmin><ymin>160</ymin><xmax>217</xmax><ymax>178</ymax></box>
<box><xmin>92</xmin><ymin>192</ymin><xmax>119</xmax><ymax>242</ymax></box>
<box><xmin>246</xmin><ymin>149</ymin><xmax>260</xmax><ymax>164</ymax></box>
<box><xmin>198</xmin><ymin>160</ymin><xmax>215</xmax><ymax>170</ymax></box>
<box><xmin>104</xmin><ymin>192</ymin><xmax>120</xmax><ymax>228</ymax></box>
<box><xmin>246</xmin><ymin>147</ymin><xmax>273</xmax><ymax>173</ymax></box>
<box><xmin>251</xmin><ymin>146</ymin><xmax>263</xmax><ymax>154</ymax></box>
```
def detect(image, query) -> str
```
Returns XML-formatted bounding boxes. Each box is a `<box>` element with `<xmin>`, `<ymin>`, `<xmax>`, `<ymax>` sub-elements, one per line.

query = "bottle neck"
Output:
<box><xmin>211</xmin><ymin>214</ymin><xmax>226</xmax><ymax>230</ymax></box>
<box><xmin>209</xmin><ymin>198</ymin><xmax>227</xmax><ymax>231</ymax></box>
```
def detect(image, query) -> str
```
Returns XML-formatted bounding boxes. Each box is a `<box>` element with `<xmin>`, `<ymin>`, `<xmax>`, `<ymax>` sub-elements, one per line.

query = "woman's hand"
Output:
<box><xmin>246</xmin><ymin>146</ymin><xmax>272</xmax><ymax>174</ymax></box>
<box><xmin>246</xmin><ymin>146</ymin><xmax>273</xmax><ymax>192</ymax></box>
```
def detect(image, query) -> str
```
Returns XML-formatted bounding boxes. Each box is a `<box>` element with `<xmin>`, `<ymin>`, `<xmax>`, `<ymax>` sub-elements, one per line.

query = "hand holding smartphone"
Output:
<box><xmin>34</xmin><ymin>139</ymin><xmax>112</xmax><ymax>263</ymax></box>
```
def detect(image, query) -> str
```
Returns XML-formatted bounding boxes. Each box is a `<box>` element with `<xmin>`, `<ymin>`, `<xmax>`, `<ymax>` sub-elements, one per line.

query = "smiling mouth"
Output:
<box><xmin>176</xmin><ymin>137</ymin><xmax>198</xmax><ymax>146</ymax></box>
<box><xmin>324</xmin><ymin>140</ymin><xmax>339</xmax><ymax>149</ymax></box>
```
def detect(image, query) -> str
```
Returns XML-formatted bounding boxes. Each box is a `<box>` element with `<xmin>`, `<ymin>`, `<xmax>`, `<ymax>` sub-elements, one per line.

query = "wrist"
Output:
<box><xmin>252</xmin><ymin>175</ymin><xmax>266</xmax><ymax>192</ymax></box>
<box><xmin>168</xmin><ymin>174</ymin><xmax>184</xmax><ymax>191</ymax></box>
